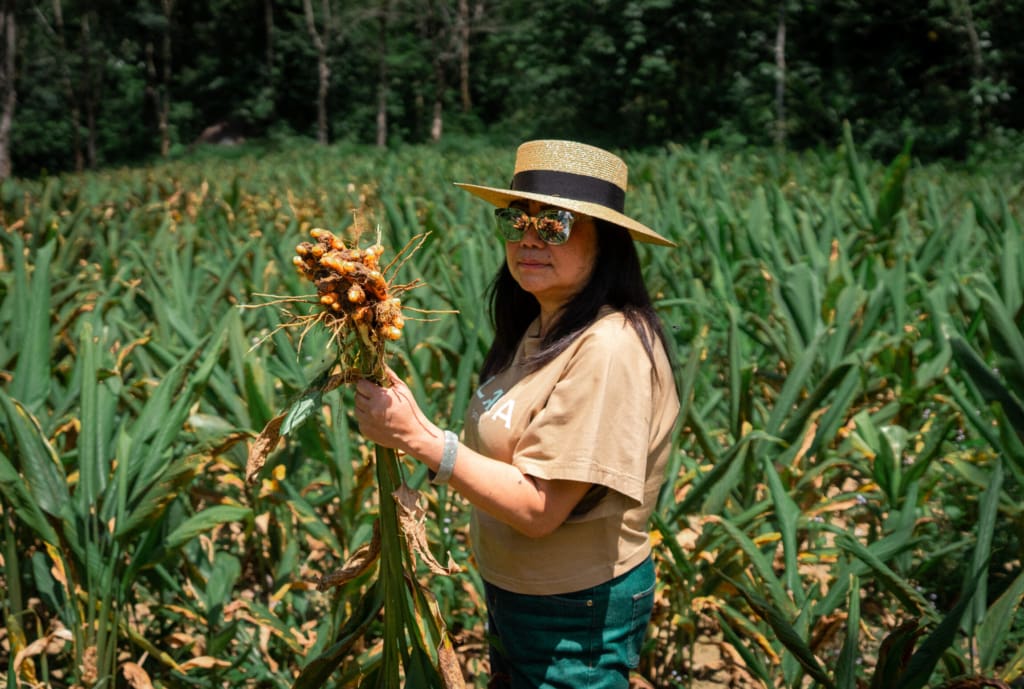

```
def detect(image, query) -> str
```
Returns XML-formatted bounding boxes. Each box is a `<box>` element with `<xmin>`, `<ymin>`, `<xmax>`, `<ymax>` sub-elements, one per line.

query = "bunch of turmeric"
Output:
<box><xmin>292</xmin><ymin>228</ymin><xmax>406</xmax><ymax>344</ymax></box>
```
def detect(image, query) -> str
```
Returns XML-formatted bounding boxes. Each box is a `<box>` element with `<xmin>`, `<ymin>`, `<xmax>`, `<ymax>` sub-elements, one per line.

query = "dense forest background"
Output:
<box><xmin>1</xmin><ymin>0</ymin><xmax>1023</xmax><ymax>180</ymax></box>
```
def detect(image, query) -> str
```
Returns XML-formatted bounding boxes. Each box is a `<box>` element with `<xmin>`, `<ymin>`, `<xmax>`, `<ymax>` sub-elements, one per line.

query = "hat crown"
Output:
<box><xmin>452</xmin><ymin>138</ymin><xmax>676</xmax><ymax>246</ymax></box>
<box><xmin>513</xmin><ymin>140</ymin><xmax>628</xmax><ymax>192</ymax></box>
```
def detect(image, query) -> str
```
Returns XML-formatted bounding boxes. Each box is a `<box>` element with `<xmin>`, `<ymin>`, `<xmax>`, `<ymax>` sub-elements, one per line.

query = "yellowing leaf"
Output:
<box><xmin>179</xmin><ymin>656</ymin><xmax>232</xmax><ymax>671</ymax></box>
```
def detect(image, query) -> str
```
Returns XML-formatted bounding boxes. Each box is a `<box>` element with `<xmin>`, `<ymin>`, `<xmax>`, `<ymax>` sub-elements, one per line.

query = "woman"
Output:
<box><xmin>354</xmin><ymin>140</ymin><xmax>680</xmax><ymax>688</ymax></box>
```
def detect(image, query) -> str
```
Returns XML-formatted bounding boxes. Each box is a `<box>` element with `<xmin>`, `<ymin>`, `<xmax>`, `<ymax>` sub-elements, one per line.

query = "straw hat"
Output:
<box><xmin>455</xmin><ymin>139</ymin><xmax>675</xmax><ymax>247</ymax></box>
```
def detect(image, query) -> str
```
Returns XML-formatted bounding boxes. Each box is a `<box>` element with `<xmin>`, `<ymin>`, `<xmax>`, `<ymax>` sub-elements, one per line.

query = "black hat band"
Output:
<box><xmin>511</xmin><ymin>170</ymin><xmax>626</xmax><ymax>214</ymax></box>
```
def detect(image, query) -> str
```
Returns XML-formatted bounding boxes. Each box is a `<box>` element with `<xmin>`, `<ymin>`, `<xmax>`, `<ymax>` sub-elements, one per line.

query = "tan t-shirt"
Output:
<box><xmin>463</xmin><ymin>308</ymin><xmax>680</xmax><ymax>595</ymax></box>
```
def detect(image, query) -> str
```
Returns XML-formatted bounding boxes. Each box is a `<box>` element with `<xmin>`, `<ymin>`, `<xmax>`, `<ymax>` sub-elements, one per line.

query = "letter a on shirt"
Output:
<box><xmin>488</xmin><ymin>398</ymin><xmax>515</xmax><ymax>430</ymax></box>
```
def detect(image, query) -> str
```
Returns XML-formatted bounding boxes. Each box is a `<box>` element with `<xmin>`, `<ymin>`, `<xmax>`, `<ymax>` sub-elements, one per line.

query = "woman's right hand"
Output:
<box><xmin>354</xmin><ymin>367</ymin><xmax>591</xmax><ymax>539</ymax></box>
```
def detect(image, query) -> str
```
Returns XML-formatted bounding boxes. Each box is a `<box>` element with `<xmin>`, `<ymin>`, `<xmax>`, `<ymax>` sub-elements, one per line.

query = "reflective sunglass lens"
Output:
<box><xmin>534</xmin><ymin>210</ymin><xmax>573</xmax><ymax>245</ymax></box>
<box><xmin>493</xmin><ymin>207</ymin><xmax>574</xmax><ymax>245</ymax></box>
<box><xmin>494</xmin><ymin>207</ymin><xmax>528</xmax><ymax>241</ymax></box>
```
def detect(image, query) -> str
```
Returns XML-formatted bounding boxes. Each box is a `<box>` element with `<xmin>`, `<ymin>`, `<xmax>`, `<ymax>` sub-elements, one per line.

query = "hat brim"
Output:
<box><xmin>454</xmin><ymin>183</ymin><xmax>676</xmax><ymax>247</ymax></box>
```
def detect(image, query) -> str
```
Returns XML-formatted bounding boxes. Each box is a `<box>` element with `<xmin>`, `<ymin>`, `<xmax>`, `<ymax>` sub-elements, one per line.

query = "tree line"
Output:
<box><xmin>1</xmin><ymin>0</ymin><xmax>1021</xmax><ymax>180</ymax></box>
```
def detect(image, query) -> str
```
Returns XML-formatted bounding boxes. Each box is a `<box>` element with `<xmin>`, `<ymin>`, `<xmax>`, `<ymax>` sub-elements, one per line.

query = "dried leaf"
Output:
<box><xmin>792</xmin><ymin>408</ymin><xmax>825</xmax><ymax>466</ymax></box>
<box><xmin>178</xmin><ymin>656</ymin><xmax>232</xmax><ymax>671</ymax></box>
<box><xmin>318</xmin><ymin>521</ymin><xmax>382</xmax><ymax>591</ymax></box>
<box><xmin>122</xmin><ymin>662</ymin><xmax>154</xmax><ymax>689</ymax></box>
<box><xmin>13</xmin><ymin>627</ymin><xmax>72</xmax><ymax>672</ymax></box>
<box><xmin>805</xmin><ymin>497</ymin><xmax>863</xmax><ymax>518</ymax></box>
<box><xmin>322</xmin><ymin>369</ymin><xmax>360</xmax><ymax>393</ymax></box>
<box><xmin>393</xmin><ymin>484</ymin><xmax>460</xmax><ymax>576</ymax></box>
<box><xmin>207</xmin><ymin>431</ymin><xmax>252</xmax><ymax>457</ymax></box>
<box><xmin>165</xmin><ymin>632</ymin><xmax>197</xmax><ymax>648</ymax></box>
<box><xmin>437</xmin><ymin>634</ymin><xmax>467</xmax><ymax>689</ymax></box>
<box><xmin>80</xmin><ymin>645</ymin><xmax>99</xmax><ymax>685</ymax></box>
<box><xmin>259</xmin><ymin>624</ymin><xmax>279</xmax><ymax>673</ymax></box>
<box><xmin>628</xmin><ymin>676</ymin><xmax>656</xmax><ymax>689</ymax></box>
<box><xmin>692</xmin><ymin>637</ymin><xmax>725</xmax><ymax>670</ymax></box>
<box><xmin>245</xmin><ymin>412</ymin><xmax>286</xmax><ymax>484</ymax></box>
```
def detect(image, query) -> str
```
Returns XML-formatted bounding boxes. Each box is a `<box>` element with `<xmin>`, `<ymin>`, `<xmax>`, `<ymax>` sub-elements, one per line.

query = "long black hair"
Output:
<box><xmin>480</xmin><ymin>220</ymin><xmax>674</xmax><ymax>380</ymax></box>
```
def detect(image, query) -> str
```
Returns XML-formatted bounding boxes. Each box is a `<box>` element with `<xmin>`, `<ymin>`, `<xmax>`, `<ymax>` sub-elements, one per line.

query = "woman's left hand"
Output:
<box><xmin>353</xmin><ymin>366</ymin><xmax>439</xmax><ymax>455</ymax></box>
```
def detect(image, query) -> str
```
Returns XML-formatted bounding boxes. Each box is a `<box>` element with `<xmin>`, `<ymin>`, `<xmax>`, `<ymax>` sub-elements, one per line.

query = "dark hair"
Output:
<box><xmin>480</xmin><ymin>220</ymin><xmax>674</xmax><ymax>380</ymax></box>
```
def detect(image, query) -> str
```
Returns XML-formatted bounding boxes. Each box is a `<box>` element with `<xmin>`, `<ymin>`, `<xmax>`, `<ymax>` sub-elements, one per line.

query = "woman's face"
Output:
<box><xmin>504</xmin><ymin>200</ymin><xmax>599</xmax><ymax>320</ymax></box>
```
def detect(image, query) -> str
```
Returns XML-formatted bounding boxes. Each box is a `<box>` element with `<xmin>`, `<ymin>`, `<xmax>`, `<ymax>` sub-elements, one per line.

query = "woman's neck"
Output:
<box><xmin>535</xmin><ymin>307</ymin><xmax>560</xmax><ymax>339</ymax></box>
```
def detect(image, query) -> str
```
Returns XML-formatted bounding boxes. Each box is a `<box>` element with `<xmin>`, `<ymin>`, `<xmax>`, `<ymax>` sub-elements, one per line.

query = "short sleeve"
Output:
<box><xmin>512</xmin><ymin>319</ymin><xmax>653</xmax><ymax>503</ymax></box>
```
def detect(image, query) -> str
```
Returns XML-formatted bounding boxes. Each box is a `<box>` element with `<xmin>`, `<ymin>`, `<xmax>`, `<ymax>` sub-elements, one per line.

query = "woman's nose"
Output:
<box><xmin>518</xmin><ymin>222</ymin><xmax>546</xmax><ymax>247</ymax></box>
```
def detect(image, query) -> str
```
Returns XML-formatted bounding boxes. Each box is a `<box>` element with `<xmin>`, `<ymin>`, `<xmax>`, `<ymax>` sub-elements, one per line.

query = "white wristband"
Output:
<box><xmin>431</xmin><ymin>430</ymin><xmax>459</xmax><ymax>485</ymax></box>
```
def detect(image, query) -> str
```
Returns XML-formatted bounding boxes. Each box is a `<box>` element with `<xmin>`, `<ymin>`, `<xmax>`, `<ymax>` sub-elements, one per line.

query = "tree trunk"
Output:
<box><xmin>430</xmin><ymin>56</ymin><xmax>444</xmax><ymax>142</ymax></box>
<box><xmin>81</xmin><ymin>11</ymin><xmax>98</xmax><ymax>167</ymax></box>
<box><xmin>953</xmin><ymin>0</ymin><xmax>984</xmax><ymax>138</ymax></box>
<box><xmin>159</xmin><ymin>0</ymin><xmax>173</xmax><ymax>156</ymax></box>
<box><xmin>303</xmin><ymin>0</ymin><xmax>331</xmax><ymax>145</ymax></box>
<box><xmin>375</xmin><ymin>0</ymin><xmax>390</xmax><ymax>148</ymax></box>
<box><xmin>773</xmin><ymin>0</ymin><xmax>786</xmax><ymax>149</ymax></box>
<box><xmin>264</xmin><ymin>0</ymin><xmax>276</xmax><ymax>114</ymax></box>
<box><xmin>0</xmin><ymin>0</ymin><xmax>15</xmax><ymax>181</ymax></box>
<box><xmin>264</xmin><ymin>0</ymin><xmax>274</xmax><ymax>87</ymax></box>
<box><xmin>51</xmin><ymin>0</ymin><xmax>84</xmax><ymax>171</ymax></box>
<box><xmin>145</xmin><ymin>41</ymin><xmax>158</xmax><ymax>150</ymax></box>
<box><xmin>146</xmin><ymin>1</ymin><xmax>175</xmax><ymax>157</ymax></box>
<box><xmin>457</xmin><ymin>0</ymin><xmax>470</xmax><ymax>111</ymax></box>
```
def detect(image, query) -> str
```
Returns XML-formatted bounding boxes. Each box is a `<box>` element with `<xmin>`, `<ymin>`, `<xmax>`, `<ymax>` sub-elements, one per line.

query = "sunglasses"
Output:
<box><xmin>494</xmin><ymin>207</ymin><xmax>575</xmax><ymax>245</ymax></box>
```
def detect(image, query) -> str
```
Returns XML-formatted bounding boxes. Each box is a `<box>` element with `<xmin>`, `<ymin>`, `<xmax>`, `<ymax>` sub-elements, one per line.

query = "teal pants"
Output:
<box><xmin>484</xmin><ymin>556</ymin><xmax>655</xmax><ymax>689</ymax></box>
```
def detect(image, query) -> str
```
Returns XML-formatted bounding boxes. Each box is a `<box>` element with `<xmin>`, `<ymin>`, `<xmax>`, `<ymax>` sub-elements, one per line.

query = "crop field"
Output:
<box><xmin>1</xmin><ymin>130</ymin><xmax>1023</xmax><ymax>689</ymax></box>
